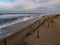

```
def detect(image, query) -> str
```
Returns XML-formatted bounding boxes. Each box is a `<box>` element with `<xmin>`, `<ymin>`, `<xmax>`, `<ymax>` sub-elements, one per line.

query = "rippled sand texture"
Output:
<box><xmin>24</xmin><ymin>15</ymin><xmax>60</xmax><ymax>45</ymax></box>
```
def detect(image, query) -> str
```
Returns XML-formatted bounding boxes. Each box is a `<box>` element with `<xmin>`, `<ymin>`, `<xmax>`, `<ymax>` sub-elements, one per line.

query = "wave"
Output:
<box><xmin>0</xmin><ymin>15</ymin><xmax>34</xmax><ymax>28</ymax></box>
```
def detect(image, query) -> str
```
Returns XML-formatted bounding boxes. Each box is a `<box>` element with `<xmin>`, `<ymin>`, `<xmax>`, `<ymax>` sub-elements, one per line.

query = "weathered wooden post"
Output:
<box><xmin>47</xmin><ymin>16</ymin><xmax>49</xmax><ymax>28</ymax></box>
<box><xmin>4</xmin><ymin>39</ymin><xmax>7</xmax><ymax>45</ymax></box>
<box><xmin>37</xmin><ymin>30</ymin><xmax>40</xmax><ymax>38</ymax></box>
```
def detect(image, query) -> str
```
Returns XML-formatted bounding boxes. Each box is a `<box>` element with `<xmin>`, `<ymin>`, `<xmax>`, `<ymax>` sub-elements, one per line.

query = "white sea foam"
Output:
<box><xmin>0</xmin><ymin>15</ymin><xmax>34</xmax><ymax>29</ymax></box>
<box><xmin>0</xmin><ymin>14</ymin><xmax>44</xmax><ymax>29</ymax></box>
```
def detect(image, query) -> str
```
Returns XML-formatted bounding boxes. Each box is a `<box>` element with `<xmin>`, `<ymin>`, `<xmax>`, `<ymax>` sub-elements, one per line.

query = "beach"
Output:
<box><xmin>0</xmin><ymin>14</ymin><xmax>60</xmax><ymax>45</ymax></box>
<box><xmin>24</xmin><ymin>14</ymin><xmax>60</xmax><ymax>45</ymax></box>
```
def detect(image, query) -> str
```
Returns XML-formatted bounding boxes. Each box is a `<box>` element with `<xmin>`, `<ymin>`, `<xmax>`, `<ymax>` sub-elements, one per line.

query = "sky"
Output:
<box><xmin>0</xmin><ymin>0</ymin><xmax>60</xmax><ymax>14</ymax></box>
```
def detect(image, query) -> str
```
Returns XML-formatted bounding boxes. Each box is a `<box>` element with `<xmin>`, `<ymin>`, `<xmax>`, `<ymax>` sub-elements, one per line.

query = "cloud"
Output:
<box><xmin>22</xmin><ymin>2</ymin><xmax>40</xmax><ymax>10</ymax></box>
<box><xmin>0</xmin><ymin>2</ymin><xmax>14</xmax><ymax>10</ymax></box>
<box><xmin>42</xmin><ymin>0</ymin><xmax>60</xmax><ymax>8</ymax></box>
<box><xmin>0</xmin><ymin>0</ymin><xmax>60</xmax><ymax>13</ymax></box>
<box><xmin>0</xmin><ymin>0</ymin><xmax>40</xmax><ymax>11</ymax></box>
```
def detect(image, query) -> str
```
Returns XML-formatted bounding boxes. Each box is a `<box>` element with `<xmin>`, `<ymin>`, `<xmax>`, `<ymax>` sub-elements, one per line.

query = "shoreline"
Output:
<box><xmin>0</xmin><ymin>14</ymin><xmax>60</xmax><ymax>45</ymax></box>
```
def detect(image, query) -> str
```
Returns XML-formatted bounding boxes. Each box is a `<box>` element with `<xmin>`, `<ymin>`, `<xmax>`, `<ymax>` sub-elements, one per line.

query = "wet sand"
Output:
<box><xmin>24</xmin><ymin>15</ymin><xmax>60</xmax><ymax>45</ymax></box>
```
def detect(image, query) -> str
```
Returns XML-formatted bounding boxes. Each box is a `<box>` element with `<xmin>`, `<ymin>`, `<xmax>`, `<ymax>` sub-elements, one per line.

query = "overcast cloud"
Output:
<box><xmin>0</xmin><ymin>0</ymin><xmax>60</xmax><ymax>13</ymax></box>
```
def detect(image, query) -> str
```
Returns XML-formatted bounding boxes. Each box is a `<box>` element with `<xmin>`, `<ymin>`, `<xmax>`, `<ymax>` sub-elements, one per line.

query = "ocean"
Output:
<box><xmin>0</xmin><ymin>14</ymin><xmax>43</xmax><ymax>39</ymax></box>
<box><xmin>0</xmin><ymin>14</ymin><xmax>38</xmax><ymax>26</ymax></box>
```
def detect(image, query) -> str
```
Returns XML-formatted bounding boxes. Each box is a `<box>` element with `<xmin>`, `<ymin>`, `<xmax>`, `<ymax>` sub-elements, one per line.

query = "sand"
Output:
<box><xmin>24</xmin><ymin>15</ymin><xmax>60</xmax><ymax>45</ymax></box>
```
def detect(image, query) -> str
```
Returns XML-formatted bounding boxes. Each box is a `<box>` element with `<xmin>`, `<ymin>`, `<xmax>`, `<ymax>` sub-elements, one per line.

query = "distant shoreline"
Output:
<box><xmin>0</xmin><ymin>13</ymin><xmax>44</xmax><ymax>15</ymax></box>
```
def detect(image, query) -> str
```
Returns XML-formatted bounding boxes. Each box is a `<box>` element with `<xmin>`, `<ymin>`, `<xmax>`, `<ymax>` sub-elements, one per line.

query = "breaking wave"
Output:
<box><xmin>0</xmin><ymin>15</ymin><xmax>34</xmax><ymax>28</ymax></box>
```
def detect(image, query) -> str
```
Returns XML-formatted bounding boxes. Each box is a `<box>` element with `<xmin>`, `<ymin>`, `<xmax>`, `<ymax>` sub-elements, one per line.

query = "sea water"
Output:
<box><xmin>0</xmin><ymin>14</ymin><xmax>43</xmax><ymax>39</ymax></box>
<box><xmin>0</xmin><ymin>14</ymin><xmax>35</xmax><ymax>26</ymax></box>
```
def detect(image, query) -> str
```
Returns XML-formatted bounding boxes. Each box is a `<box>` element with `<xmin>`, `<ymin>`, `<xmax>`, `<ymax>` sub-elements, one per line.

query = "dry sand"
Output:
<box><xmin>24</xmin><ymin>15</ymin><xmax>60</xmax><ymax>45</ymax></box>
